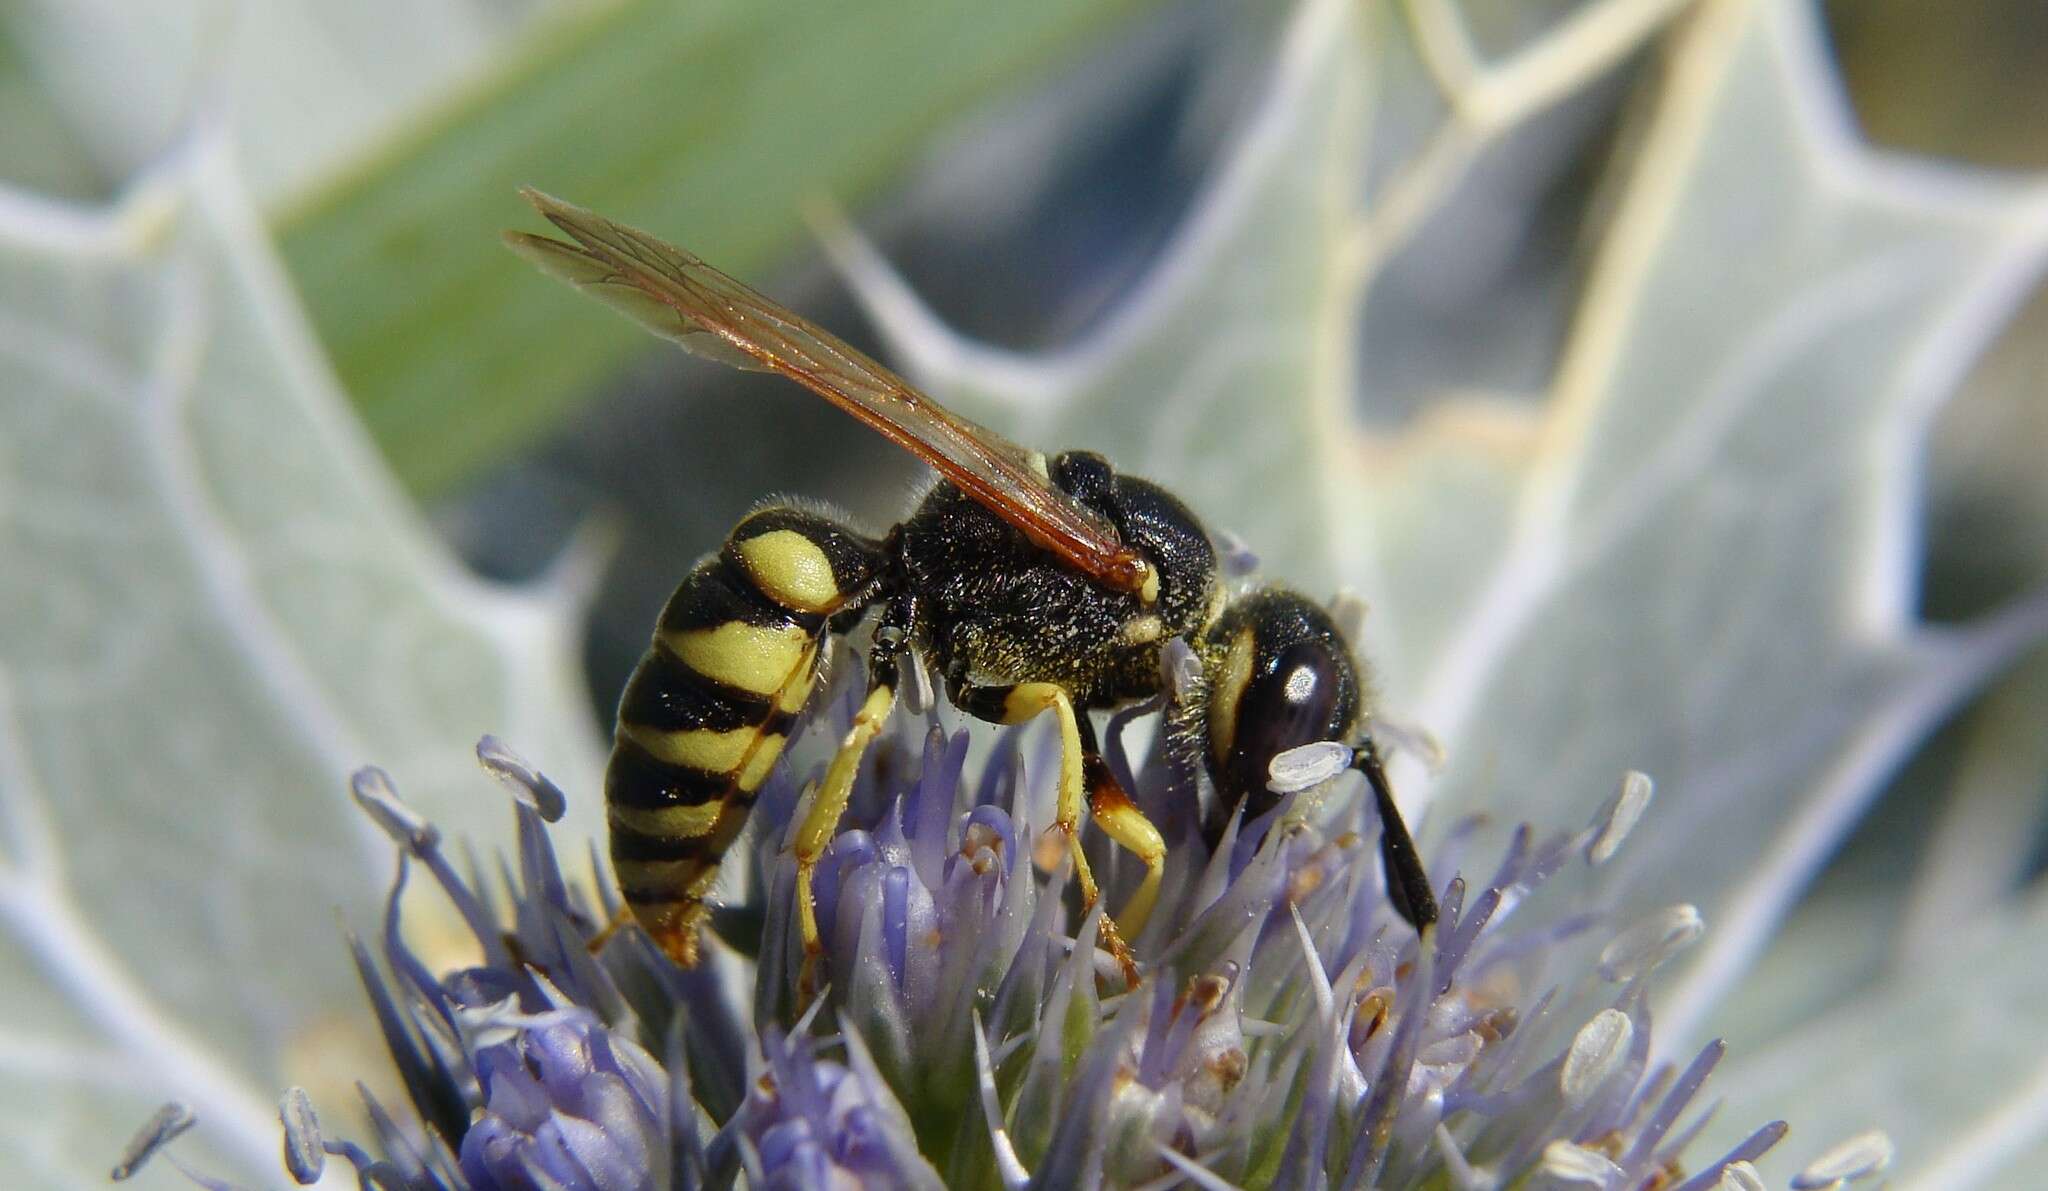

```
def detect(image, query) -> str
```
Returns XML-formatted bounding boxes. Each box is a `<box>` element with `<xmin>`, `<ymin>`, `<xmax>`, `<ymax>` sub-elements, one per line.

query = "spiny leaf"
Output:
<box><xmin>0</xmin><ymin>135</ymin><xmax>604</xmax><ymax>1184</ymax></box>
<box><xmin>1707</xmin><ymin>881</ymin><xmax>2048</xmax><ymax>1185</ymax></box>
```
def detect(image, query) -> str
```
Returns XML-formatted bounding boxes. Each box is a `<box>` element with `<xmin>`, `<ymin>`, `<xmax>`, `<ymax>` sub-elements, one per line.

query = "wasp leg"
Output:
<box><xmin>586</xmin><ymin>906</ymin><xmax>631</xmax><ymax>955</ymax></box>
<box><xmin>792</xmin><ymin>597</ymin><xmax>913</xmax><ymax>1000</ymax></box>
<box><xmin>950</xmin><ymin>677</ymin><xmax>1145</xmax><ymax>986</ymax></box>
<box><xmin>1076</xmin><ymin>716</ymin><xmax>1167</xmax><ymax>945</ymax></box>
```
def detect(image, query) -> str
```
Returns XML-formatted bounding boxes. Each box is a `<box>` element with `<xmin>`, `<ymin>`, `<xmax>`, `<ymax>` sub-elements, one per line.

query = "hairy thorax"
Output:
<box><xmin>896</xmin><ymin>483</ymin><xmax>1210</xmax><ymax>708</ymax></box>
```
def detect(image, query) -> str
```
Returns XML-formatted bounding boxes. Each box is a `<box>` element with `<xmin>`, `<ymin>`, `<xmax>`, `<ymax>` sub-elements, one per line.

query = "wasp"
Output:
<box><xmin>507</xmin><ymin>190</ymin><xmax>1437</xmax><ymax>983</ymax></box>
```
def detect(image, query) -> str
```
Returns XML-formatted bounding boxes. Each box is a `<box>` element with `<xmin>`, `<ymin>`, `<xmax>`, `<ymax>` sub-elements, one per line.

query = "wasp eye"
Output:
<box><xmin>1224</xmin><ymin>640</ymin><xmax>1354</xmax><ymax>800</ymax></box>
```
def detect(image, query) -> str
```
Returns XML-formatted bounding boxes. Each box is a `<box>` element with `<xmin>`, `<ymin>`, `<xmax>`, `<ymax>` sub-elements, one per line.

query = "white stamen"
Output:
<box><xmin>278</xmin><ymin>1087</ymin><xmax>325</xmax><ymax>1184</ymax></box>
<box><xmin>1599</xmin><ymin>904</ymin><xmax>1704</xmax><ymax>981</ymax></box>
<box><xmin>1793</xmin><ymin>1130</ymin><xmax>1894</xmax><ymax>1187</ymax></box>
<box><xmin>1418</xmin><ymin>1030</ymin><xmax>1482</xmax><ymax>1068</ymax></box>
<box><xmin>1538</xmin><ymin>1139</ymin><xmax>1623</xmax><ymax>1184</ymax></box>
<box><xmin>1268</xmin><ymin>741</ymin><xmax>1353</xmax><ymax>793</ymax></box>
<box><xmin>1717</xmin><ymin>1161</ymin><xmax>1767</xmax><ymax>1191</ymax></box>
<box><xmin>1587</xmin><ymin>770</ymin><xmax>1654</xmax><ymax>865</ymax></box>
<box><xmin>349</xmin><ymin>766</ymin><xmax>437</xmax><ymax>850</ymax></box>
<box><xmin>111</xmin><ymin>1102</ymin><xmax>196</xmax><ymax>1181</ymax></box>
<box><xmin>1560</xmin><ymin>1009</ymin><xmax>1634</xmax><ymax>1105</ymax></box>
<box><xmin>477</xmin><ymin>735</ymin><xmax>568</xmax><ymax>822</ymax></box>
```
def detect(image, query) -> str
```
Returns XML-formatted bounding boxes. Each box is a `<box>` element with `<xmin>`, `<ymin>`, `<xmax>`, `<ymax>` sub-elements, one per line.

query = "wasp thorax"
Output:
<box><xmin>1052</xmin><ymin>451</ymin><xmax>1218</xmax><ymax>637</ymax></box>
<box><xmin>1050</xmin><ymin>450</ymin><xmax>1116</xmax><ymax>504</ymax></box>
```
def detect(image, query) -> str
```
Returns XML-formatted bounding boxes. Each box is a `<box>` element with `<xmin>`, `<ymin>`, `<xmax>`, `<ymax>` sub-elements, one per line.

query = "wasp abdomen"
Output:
<box><xmin>607</xmin><ymin>506</ymin><xmax>883</xmax><ymax>965</ymax></box>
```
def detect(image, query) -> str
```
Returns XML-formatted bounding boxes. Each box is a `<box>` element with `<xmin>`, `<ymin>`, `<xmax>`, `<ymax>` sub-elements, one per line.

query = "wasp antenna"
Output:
<box><xmin>1352</xmin><ymin>737</ymin><xmax>1439</xmax><ymax>931</ymax></box>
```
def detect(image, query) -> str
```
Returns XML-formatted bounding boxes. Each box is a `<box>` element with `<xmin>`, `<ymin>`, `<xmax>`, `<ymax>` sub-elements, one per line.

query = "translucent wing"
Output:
<box><xmin>506</xmin><ymin>189</ymin><xmax>1154</xmax><ymax>598</ymax></box>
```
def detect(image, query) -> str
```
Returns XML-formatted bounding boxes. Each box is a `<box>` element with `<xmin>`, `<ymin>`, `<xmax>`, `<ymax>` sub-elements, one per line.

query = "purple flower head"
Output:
<box><xmin>796</xmin><ymin>725</ymin><xmax>1039</xmax><ymax>1091</ymax></box>
<box><xmin>459</xmin><ymin>1007</ymin><xmax>667</xmax><ymax>1191</ymax></box>
<box><xmin>727</xmin><ymin>1028</ymin><xmax>940</xmax><ymax>1190</ymax></box>
<box><xmin>145</xmin><ymin>688</ymin><xmax>1818</xmax><ymax>1190</ymax></box>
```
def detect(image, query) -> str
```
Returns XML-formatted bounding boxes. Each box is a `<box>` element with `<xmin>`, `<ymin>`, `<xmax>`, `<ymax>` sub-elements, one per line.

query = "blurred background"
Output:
<box><xmin>3</xmin><ymin>0</ymin><xmax>2046</xmax><ymax>1186</ymax></box>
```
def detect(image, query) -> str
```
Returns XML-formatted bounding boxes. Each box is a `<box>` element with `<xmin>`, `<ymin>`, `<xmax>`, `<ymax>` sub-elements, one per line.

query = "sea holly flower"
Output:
<box><xmin>130</xmin><ymin>653</ymin><xmax>1862</xmax><ymax>1190</ymax></box>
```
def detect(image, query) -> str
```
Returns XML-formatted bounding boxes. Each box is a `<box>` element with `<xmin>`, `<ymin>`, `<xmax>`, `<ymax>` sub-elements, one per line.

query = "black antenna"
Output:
<box><xmin>1353</xmin><ymin>736</ymin><xmax>1438</xmax><ymax>931</ymax></box>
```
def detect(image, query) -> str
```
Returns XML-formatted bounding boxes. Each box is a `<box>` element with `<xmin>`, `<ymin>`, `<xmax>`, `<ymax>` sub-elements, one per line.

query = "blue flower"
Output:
<box><xmin>136</xmin><ymin>684</ymin><xmax>1823</xmax><ymax>1189</ymax></box>
<box><xmin>458</xmin><ymin>1008</ymin><xmax>667</xmax><ymax>1190</ymax></box>
<box><xmin>729</xmin><ymin>1028</ymin><xmax>939</xmax><ymax>1189</ymax></box>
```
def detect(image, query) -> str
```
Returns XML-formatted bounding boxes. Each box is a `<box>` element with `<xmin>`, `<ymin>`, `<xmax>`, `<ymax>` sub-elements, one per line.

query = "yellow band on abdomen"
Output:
<box><xmin>664</xmin><ymin>621</ymin><xmax>812</xmax><ymax>695</ymax></box>
<box><xmin>611</xmin><ymin>801</ymin><xmax>725</xmax><ymax>839</ymax></box>
<box><xmin>621</xmin><ymin>721</ymin><xmax>760</xmax><ymax>773</ymax></box>
<box><xmin>736</xmin><ymin>529</ymin><xmax>843</xmax><ymax>614</ymax></box>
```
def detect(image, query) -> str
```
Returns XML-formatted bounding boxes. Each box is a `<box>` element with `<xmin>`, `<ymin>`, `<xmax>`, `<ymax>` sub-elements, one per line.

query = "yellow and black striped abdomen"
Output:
<box><xmin>607</xmin><ymin>506</ymin><xmax>885</xmax><ymax>966</ymax></box>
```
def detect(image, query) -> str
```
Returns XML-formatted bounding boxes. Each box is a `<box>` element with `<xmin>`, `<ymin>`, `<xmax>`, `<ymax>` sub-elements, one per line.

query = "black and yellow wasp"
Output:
<box><xmin>507</xmin><ymin>190</ymin><xmax>1436</xmax><ymax>983</ymax></box>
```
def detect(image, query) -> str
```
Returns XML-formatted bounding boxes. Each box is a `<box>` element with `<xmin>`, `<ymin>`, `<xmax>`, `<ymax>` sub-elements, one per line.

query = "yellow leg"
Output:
<box><xmin>995</xmin><ymin>683</ymin><xmax>1148</xmax><ymax>986</ymax></box>
<box><xmin>793</xmin><ymin>682</ymin><xmax>896</xmax><ymax>997</ymax></box>
<box><xmin>1086</xmin><ymin>766</ymin><xmax>1166</xmax><ymax>942</ymax></box>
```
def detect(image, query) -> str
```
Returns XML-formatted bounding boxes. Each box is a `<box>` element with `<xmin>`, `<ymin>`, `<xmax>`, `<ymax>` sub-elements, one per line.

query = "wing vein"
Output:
<box><xmin>506</xmin><ymin>189</ymin><xmax>1153</xmax><ymax>598</ymax></box>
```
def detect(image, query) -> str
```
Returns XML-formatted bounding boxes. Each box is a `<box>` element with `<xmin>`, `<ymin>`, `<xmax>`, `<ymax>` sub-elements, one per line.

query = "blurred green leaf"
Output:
<box><xmin>0</xmin><ymin>138</ymin><xmax>603</xmax><ymax>1186</ymax></box>
<box><xmin>277</xmin><ymin>0</ymin><xmax>1163</xmax><ymax>497</ymax></box>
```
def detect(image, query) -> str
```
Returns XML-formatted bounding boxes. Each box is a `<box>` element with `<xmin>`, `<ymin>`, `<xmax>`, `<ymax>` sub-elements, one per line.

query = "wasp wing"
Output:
<box><xmin>506</xmin><ymin>189</ymin><xmax>1153</xmax><ymax>597</ymax></box>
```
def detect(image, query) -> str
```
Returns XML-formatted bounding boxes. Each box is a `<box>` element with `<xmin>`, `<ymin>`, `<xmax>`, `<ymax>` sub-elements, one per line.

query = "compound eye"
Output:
<box><xmin>1226</xmin><ymin>641</ymin><xmax>1351</xmax><ymax>797</ymax></box>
